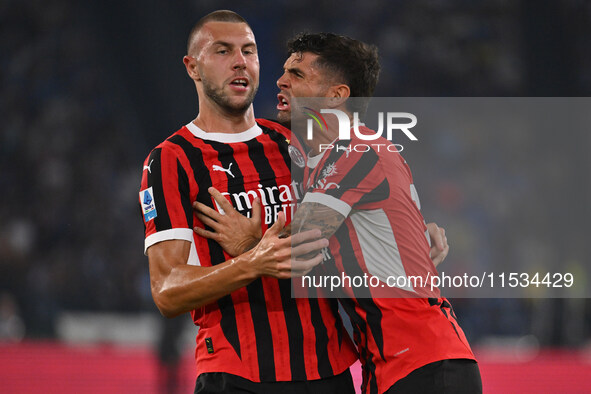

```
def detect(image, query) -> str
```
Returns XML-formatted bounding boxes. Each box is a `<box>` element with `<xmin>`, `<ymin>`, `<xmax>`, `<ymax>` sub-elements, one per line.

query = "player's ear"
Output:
<box><xmin>183</xmin><ymin>55</ymin><xmax>201</xmax><ymax>81</ymax></box>
<box><xmin>327</xmin><ymin>84</ymin><xmax>350</xmax><ymax>107</ymax></box>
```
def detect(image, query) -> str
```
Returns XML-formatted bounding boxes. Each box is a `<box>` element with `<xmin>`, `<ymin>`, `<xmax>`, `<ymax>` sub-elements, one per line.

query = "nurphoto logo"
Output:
<box><xmin>303</xmin><ymin>108</ymin><xmax>418</xmax><ymax>153</ymax></box>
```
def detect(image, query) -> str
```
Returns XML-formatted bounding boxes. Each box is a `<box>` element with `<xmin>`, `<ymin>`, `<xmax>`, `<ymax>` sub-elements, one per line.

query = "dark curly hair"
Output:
<box><xmin>287</xmin><ymin>32</ymin><xmax>380</xmax><ymax>112</ymax></box>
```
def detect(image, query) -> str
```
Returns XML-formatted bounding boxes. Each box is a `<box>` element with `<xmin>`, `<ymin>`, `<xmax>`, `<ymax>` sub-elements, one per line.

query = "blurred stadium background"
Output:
<box><xmin>1</xmin><ymin>0</ymin><xmax>590</xmax><ymax>392</ymax></box>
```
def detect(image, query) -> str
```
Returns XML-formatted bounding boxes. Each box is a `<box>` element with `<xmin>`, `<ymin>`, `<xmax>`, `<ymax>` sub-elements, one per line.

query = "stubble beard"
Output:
<box><xmin>202</xmin><ymin>78</ymin><xmax>258</xmax><ymax>116</ymax></box>
<box><xmin>277</xmin><ymin>110</ymin><xmax>291</xmax><ymax>128</ymax></box>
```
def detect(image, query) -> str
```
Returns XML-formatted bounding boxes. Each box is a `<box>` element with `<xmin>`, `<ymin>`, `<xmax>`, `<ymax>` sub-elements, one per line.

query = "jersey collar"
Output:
<box><xmin>186</xmin><ymin>122</ymin><xmax>263</xmax><ymax>143</ymax></box>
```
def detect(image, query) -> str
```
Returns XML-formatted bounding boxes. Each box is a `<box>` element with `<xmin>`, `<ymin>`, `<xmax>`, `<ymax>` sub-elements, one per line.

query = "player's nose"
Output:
<box><xmin>277</xmin><ymin>72</ymin><xmax>289</xmax><ymax>89</ymax></box>
<box><xmin>232</xmin><ymin>50</ymin><xmax>247</xmax><ymax>70</ymax></box>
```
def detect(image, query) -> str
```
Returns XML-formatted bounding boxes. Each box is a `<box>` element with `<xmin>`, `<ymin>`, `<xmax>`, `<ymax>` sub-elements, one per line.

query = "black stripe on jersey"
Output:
<box><xmin>147</xmin><ymin>148</ymin><xmax>172</xmax><ymax>230</ymax></box>
<box><xmin>366</xmin><ymin>352</ymin><xmax>378</xmax><ymax>394</ymax></box>
<box><xmin>279</xmin><ymin>280</ymin><xmax>306</xmax><ymax>380</ymax></box>
<box><xmin>177</xmin><ymin>159</ymin><xmax>193</xmax><ymax>227</ymax></box>
<box><xmin>331</xmin><ymin>299</ymin><xmax>345</xmax><ymax>349</ymax></box>
<box><xmin>212</xmin><ymin>140</ymin><xmax>245</xmax><ymax>181</ymax></box>
<box><xmin>242</xmin><ymin>134</ymin><xmax>281</xmax><ymax>381</ymax></box>
<box><xmin>209</xmin><ymin>136</ymin><xmax>277</xmax><ymax>381</ymax></box>
<box><xmin>441</xmin><ymin>300</ymin><xmax>462</xmax><ymax>340</ymax></box>
<box><xmin>336</xmin><ymin>225</ymin><xmax>386</xmax><ymax>362</ymax></box>
<box><xmin>340</xmin><ymin>298</ymin><xmax>375</xmax><ymax>394</ymax></box>
<box><xmin>430</xmin><ymin>298</ymin><xmax>462</xmax><ymax>341</ymax></box>
<box><xmin>356</xmin><ymin>178</ymin><xmax>389</xmax><ymax>206</ymax></box>
<box><xmin>330</xmin><ymin>147</ymin><xmax>380</xmax><ymax>201</ymax></box>
<box><xmin>442</xmin><ymin>299</ymin><xmax>458</xmax><ymax>320</ymax></box>
<box><xmin>168</xmin><ymin>135</ymin><xmax>228</xmax><ymax>261</ymax></box>
<box><xmin>168</xmin><ymin>134</ymin><xmax>242</xmax><ymax>361</ymax></box>
<box><xmin>309</xmin><ymin>298</ymin><xmax>334</xmax><ymax>378</ymax></box>
<box><xmin>263</xmin><ymin>125</ymin><xmax>291</xmax><ymax>168</ymax></box>
<box><xmin>258</xmin><ymin>126</ymin><xmax>336</xmax><ymax>380</ymax></box>
<box><xmin>357</xmin><ymin>298</ymin><xmax>385</xmax><ymax>361</ymax></box>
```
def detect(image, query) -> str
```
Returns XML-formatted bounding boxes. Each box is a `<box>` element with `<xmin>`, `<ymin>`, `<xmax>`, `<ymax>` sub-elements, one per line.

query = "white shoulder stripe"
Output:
<box><xmin>144</xmin><ymin>228</ymin><xmax>194</xmax><ymax>254</ymax></box>
<box><xmin>302</xmin><ymin>192</ymin><xmax>352</xmax><ymax>217</ymax></box>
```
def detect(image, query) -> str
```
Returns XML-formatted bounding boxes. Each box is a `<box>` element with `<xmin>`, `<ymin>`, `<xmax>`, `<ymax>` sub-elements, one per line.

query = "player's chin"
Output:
<box><xmin>276</xmin><ymin>110</ymin><xmax>291</xmax><ymax>126</ymax></box>
<box><xmin>227</xmin><ymin>96</ymin><xmax>255</xmax><ymax>113</ymax></box>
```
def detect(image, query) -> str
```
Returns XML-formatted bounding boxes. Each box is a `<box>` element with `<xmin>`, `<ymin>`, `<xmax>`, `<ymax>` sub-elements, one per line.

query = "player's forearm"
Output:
<box><xmin>152</xmin><ymin>252</ymin><xmax>258</xmax><ymax>317</ymax></box>
<box><xmin>291</xmin><ymin>202</ymin><xmax>345</xmax><ymax>240</ymax></box>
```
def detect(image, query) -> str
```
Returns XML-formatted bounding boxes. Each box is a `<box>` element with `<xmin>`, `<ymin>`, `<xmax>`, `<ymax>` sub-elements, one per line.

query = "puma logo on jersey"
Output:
<box><xmin>213</xmin><ymin>163</ymin><xmax>235</xmax><ymax>178</ymax></box>
<box><xmin>143</xmin><ymin>159</ymin><xmax>154</xmax><ymax>174</ymax></box>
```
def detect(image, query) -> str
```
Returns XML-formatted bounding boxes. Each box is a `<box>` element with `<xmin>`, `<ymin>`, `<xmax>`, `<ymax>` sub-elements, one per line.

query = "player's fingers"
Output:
<box><xmin>193</xmin><ymin>200</ymin><xmax>223</xmax><ymax>220</ymax></box>
<box><xmin>290</xmin><ymin>228</ymin><xmax>323</xmax><ymax>246</ymax></box>
<box><xmin>427</xmin><ymin>222</ymin><xmax>445</xmax><ymax>251</ymax></box>
<box><xmin>193</xmin><ymin>226</ymin><xmax>219</xmax><ymax>241</ymax></box>
<box><xmin>251</xmin><ymin>197</ymin><xmax>262</xmax><ymax>224</ymax></box>
<box><xmin>431</xmin><ymin>244</ymin><xmax>449</xmax><ymax>267</ymax></box>
<box><xmin>291</xmin><ymin>253</ymin><xmax>324</xmax><ymax>276</ymax></box>
<box><xmin>438</xmin><ymin>227</ymin><xmax>448</xmax><ymax>250</ymax></box>
<box><xmin>292</xmin><ymin>238</ymin><xmax>329</xmax><ymax>257</ymax></box>
<box><xmin>208</xmin><ymin>187</ymin><xmax>234</xmax><ymax>215</ymax></box>
<box><xmin>196</xmin><ymin>212</ymin><xmax>222</xmax><ymax>230</ymax></box>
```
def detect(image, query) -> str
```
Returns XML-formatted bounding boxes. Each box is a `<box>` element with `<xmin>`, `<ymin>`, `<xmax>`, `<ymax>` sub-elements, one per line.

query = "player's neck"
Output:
<box><xmin>194</xmin><ymin>102</ymin><xmax>256</xmax><ymax>133</ymax></box>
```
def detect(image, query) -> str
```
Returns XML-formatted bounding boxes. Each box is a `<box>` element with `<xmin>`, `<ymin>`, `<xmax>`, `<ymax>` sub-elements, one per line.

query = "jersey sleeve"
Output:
<box><xmin>139</xmin><ymin>144</ymin><xmax>194</xmax><ymax>254</ymax></box>
<box><xmin>303</xmin><ymin>141</ymin><xmax>389</xmax><ymax>217</ymax></box>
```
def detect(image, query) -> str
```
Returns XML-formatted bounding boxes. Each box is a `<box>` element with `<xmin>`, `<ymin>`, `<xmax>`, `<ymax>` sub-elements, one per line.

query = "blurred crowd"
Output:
<box><xmin>1</xmin><ymin>0</ymin><xmax>590</xmax><ymax>347</ymax></box>
<box><xmin>1</xmin><ymin>0</ymin><xmax>151</xmax><ymax>337</ymax></box>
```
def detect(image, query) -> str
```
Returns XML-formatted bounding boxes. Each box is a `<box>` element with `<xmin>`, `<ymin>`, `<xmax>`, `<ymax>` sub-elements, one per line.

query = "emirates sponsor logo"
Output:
<box><xmin>214</xmin><ymin>181</ymin><xmax>304</xmax><ymax>224</ymax></box>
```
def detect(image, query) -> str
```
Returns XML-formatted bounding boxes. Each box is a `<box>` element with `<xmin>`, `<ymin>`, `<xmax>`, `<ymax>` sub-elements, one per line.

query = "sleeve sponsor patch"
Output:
<box><xmin>140</xmin><ymin>187</ymin><xmax>157</xmax><ymax>222</ymax></box>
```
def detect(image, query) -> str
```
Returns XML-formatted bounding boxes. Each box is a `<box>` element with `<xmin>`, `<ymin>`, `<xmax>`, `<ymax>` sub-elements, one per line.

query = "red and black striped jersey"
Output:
<box><xmin>139</xmin><ymin>119</ymin><xmax>357</xmax><ymax>383</ymax></box>
<box><xmin>302</xmin><ymin>129</ymin><xmax>475</xmax><ymax>394</ymax></box>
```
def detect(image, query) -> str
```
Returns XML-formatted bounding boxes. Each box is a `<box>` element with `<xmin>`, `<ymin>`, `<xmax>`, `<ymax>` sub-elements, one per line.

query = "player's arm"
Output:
<box><xmin>291</xmin><ymin>201</ymin><xmax>345</xmax><ymax>241</ymax></box>
<box><xmin>291</xmin><ymin>204</ymin><xmax>449</xmax><ymax>266</ymax></box>
<box><xmin>193</xmin><ymin>188</ymin><xmax>448</xmax><ymax>265</ymax></box>
<box><xmin>148</xmin><ymin>213</ymin><xmax>327</xmax><ymax>318</ymax></box>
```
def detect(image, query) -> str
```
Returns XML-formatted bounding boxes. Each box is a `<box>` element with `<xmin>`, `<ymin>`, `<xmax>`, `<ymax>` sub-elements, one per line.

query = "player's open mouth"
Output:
<box><xmin>230</xmin><ymin>78</ymin><xmax>249</xmax><ymax>90</ymax></box>
<box><xmin>277</xmin><ymin>93</ymin><xmax>290</xmax><ymax>111</ymax></box>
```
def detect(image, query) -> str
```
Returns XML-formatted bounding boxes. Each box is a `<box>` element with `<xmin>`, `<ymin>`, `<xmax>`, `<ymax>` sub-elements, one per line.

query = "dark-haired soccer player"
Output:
<box><xmin>278</xmin><ymin>33</ymin><xmax>482</xmax><ymax>394</ymax></box>
<box><xmin>194</xmin><ymin>30</ymin><xmax>479</xmax><ymax>393</ymax></box>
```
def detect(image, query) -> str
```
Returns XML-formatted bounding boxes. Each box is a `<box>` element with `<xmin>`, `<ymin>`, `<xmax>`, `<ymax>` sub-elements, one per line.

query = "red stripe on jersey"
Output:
<box><xmin>233</xmin><ymin>290</ymin><xmax>260</xmax><ymax>379</ymax></box>
<box><xmin>161</xmin><ymin>145</ymin><xmax>190</xmax><ymax>228</ymax></box>
<box><xmin>293</xmin><ymin>298</ymin><xmax>318</xmax><ymax>380</ymax></box>
<box><xmin>263</xmin><ymin>277</ymin><xmax>292</xmax><ymax>381</ymax></box>
<box><xmin>316</xmin><ymin>296</ymin><xmax>355</xmax><ymax>377</ymax></box>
